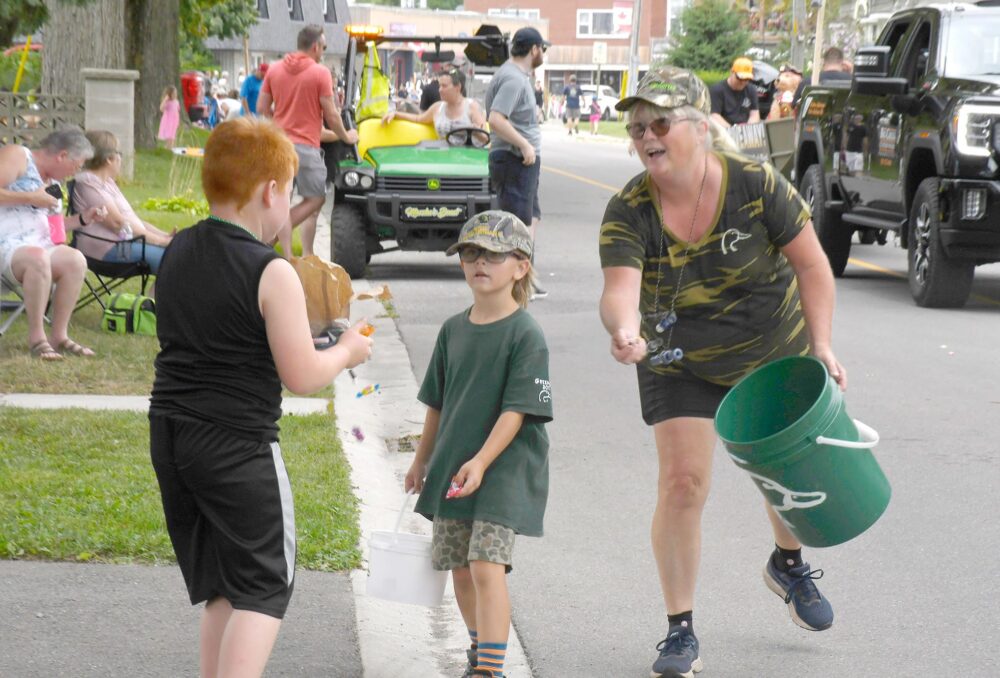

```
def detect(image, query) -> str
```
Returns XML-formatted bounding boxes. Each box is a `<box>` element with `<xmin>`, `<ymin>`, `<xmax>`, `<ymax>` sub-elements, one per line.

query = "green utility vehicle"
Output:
<box><xmin>324</xmin><ymin>24</ymin><xmax>508</xmax><ymax>277</ymax></box>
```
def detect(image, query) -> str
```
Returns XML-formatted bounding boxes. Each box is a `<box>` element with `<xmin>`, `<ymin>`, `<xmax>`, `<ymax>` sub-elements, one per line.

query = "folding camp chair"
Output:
<box><xmin>66</xmin><ymin>179</ymin><xmax>151</xmax><ymax>312</ymax></box>
<box><xmin>0</xmin><ymin>270</ymin><xmax>51</xmax><ymax>337</ymax></box>
<box><xmin>0</xmin><ymin>270</ymin><xmax>27</xmax><ymax>337</ymax></box>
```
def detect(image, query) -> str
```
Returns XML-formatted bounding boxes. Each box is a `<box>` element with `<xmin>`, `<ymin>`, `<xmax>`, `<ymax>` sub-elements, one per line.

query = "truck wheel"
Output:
<box><xmin>907</xmin><ymin>177</ymin><xmax>975</xmax><ymax>308</ymax></box>
<box><xmin>800</xmin><ymin>164</ymin><xmax>852</xmax><ymax>276</ymax></box>
<box><xmin>331</xmin><ymin>203</ymin><xmax>369</xmax><ymax>279</ymax></box>
<box><xmin>859</xmin><ymin>228</ymin><xmax>877</xmax><ymax>244</ymax></box>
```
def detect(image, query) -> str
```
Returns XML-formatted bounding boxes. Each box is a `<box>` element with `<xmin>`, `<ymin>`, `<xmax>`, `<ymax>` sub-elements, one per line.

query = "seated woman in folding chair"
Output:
<box><xmin>71</xmin><ymin>130</ymin><xmax>174</xmax><ymax>275</ymax></box>
<box><xmin>0</xmin><ymin>128</ymin><xmax>106</xmax><ymax>361</ymax></box>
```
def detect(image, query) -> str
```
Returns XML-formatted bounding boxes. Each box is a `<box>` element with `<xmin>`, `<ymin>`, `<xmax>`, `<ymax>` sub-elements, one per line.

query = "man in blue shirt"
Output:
<box><xmin>240</xmin><ymin>62</ymin><xmax>268</xmax><ymax>118</ymax></box>
<box><xmin>562</xmin><ymin>74</ymin><xmax>582</xmax><ymax>135</ymax></box>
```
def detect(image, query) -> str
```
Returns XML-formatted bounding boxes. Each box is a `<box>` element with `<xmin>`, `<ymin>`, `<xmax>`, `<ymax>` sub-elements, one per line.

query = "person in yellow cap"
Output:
<box><xmin>708</xmin><ymin>56</ymin><xmax>760</xmax><ymax>128</ymax></box>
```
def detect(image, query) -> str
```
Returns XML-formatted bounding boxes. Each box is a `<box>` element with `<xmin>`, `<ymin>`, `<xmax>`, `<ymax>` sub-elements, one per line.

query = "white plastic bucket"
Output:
<box><xmin>366</xmin><ymin>491</ymin><xmax>447</xmax><ymax>606</ymax></box>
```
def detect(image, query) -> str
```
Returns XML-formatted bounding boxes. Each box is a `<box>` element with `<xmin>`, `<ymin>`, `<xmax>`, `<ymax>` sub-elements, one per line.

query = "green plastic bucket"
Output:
<box><xmin>714</xmin><ymin>356</ymin><xmax>890</xmax><ymax>547</ymax></box>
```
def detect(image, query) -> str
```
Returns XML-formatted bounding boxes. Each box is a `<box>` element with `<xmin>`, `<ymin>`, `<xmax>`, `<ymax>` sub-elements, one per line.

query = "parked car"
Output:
<box><xmin>580</xmin><ymin>84</ymin><xmax>620</xmax><ymax>121</ymax></box>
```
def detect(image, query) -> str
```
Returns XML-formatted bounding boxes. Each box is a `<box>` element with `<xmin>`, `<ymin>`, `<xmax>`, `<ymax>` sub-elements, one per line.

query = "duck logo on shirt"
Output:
<box><xmin>534</xmin><ymin>377</ymin><xmax>552</xmax><ymax>403</ymax></box>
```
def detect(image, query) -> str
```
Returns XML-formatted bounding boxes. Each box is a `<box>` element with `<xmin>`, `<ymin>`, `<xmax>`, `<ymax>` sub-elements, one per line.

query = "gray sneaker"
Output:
<box><xmin>651</xmin><ymin>624</ymin><xmax>703</xmax><ymax>678</ymax></box>
<box><xmin>763</xmin><ymin>559</ymin><xmax>834</xmax><ymax>631</ymax></box>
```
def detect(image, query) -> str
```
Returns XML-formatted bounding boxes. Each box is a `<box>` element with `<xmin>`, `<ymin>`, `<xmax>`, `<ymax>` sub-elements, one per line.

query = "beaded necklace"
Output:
<box><xmin>209</xmin><ymin>215</ymin><xmax>260</xmax><ymax>241</ymax></box>
<box><xmin>645</xmin><ymin>153</ymin><xmax>709</xmax><ymax>367</ymax></box>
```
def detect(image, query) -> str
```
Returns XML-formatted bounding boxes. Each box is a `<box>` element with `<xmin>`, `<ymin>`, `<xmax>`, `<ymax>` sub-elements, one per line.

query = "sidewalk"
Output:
<box><xmin>0</xmin><ymin>276</ymin><xmax>531</xmax><ymax>677</ymax></box>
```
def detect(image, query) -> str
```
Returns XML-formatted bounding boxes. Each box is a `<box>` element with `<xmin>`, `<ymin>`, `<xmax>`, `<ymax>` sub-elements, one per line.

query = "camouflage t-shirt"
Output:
<box><xmin>599</xmin><ymin>151</ymin><xmax>811</xmax><ymax>386</ymax></box>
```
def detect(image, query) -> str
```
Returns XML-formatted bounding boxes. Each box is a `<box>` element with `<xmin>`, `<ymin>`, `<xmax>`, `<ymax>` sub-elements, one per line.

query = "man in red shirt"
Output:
<box><xmin>258</xmin><ymin>25</ymin><xmax>358</xmax><ymax>257</ymax></box>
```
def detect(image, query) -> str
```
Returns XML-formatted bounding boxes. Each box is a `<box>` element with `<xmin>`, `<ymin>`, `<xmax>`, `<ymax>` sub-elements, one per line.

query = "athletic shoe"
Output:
<box><xmin>651</xmin><ymin>625</ymin><xmax>703</xmax><ymax>678</ymax></box>
<box><xmin>529</xmin><ymin>282</ymin><xmax>549</xmax><ymax>301</ymax></box>
<box><xmin>763</xmin><ymin>559</ymin><xmax>834</xmax><ymax>631</ymax></box>
<box><xmin>461</xmin><ymin>648</ymin><xmax>477</xmax><ymax>677</ymax></box>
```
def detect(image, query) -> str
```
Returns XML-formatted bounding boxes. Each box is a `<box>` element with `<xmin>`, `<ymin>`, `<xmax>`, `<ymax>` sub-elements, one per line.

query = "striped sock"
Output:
<box><xmin>476</xmin><ymin>641</ymin><xmax>506</xmax><ymax>677</ymax></box>
<box><xmin>468</xmin><ymin>628</ymin><xmax>478</xmax><ymax>650</ymax></box>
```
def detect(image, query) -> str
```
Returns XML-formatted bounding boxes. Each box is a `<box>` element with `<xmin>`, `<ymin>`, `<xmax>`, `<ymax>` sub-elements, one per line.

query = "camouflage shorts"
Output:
<box><xmin>431</xmin><ymin>517</ymin><xmax>515</xmax><ymax>572</ymax></box>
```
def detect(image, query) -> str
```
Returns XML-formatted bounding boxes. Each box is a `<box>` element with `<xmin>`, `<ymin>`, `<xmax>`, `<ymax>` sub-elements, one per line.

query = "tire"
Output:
<box><xmin>799</xmin><ymin>164</ymin><xmax>852</xmax><ymax>276</ymax></box>
<box><xmin>602</xmin><ymin>107</ymin><xmax>611</xmax><ymax>121</ymax></box>
<box><xmin>859</xmin><ymin>228</ymin><xmax>877</xmax><ymax>244</ymax></box>
<box><xmin>330</xmin><ymin>202</ymin><xmax>369</xmax><ymax>279</ymax></box>
<box><xmin>907</xmin><ymin>177</ymin><xmax>975</xmax><ymax>308</ymax></box>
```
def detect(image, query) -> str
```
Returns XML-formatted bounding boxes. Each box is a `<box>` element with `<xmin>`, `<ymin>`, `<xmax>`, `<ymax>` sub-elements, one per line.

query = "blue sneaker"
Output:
<box><xmin>651</xmin><ymin>624</ymin><xmax>703</xmax><ymax>678</ymax></box>
<box><xmin>764</xmin><ymin>559</ymin><xmax>834</xmax><ymax>631</ymax></box>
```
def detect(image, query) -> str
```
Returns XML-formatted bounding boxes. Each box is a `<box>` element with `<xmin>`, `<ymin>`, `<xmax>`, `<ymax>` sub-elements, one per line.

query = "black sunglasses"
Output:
<box><xmin>458</xmin><ymin>247</ymin><xmax>525</xmax><ymax>264</ymax></box>
<box><xmin>624</xmin><ymin>117</ymin><xmax>693</xmax><ymax>140</ymax></box>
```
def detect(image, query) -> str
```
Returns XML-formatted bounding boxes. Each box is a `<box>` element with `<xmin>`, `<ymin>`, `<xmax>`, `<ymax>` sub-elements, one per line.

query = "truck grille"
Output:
<box><xmin>378</xmin><ymin>176</ymin><xmax>488</xmax><ymax>192</ymax></box>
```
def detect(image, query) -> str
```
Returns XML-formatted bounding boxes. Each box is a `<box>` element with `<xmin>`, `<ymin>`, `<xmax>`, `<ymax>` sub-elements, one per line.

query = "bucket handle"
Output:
<box><xmin>815</xmin><ymin>419</ymin><xmax>879</xmax><ymax>449</ymax></box>
<box><xmin>392</xmin><ymin>489</ymin><xmax>416</xmax><ymax>535</ymax></box>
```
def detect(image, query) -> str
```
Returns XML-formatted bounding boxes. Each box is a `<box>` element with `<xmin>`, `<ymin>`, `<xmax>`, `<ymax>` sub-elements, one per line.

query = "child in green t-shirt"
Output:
<box><xmin>405</xmin><ymin>210</ymin><xmax>553</xmax><ymax>678</ymax></box>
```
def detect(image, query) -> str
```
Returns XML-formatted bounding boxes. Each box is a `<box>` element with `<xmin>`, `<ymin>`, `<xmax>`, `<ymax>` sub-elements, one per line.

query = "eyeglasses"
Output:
<box><xmin>624</xmin><ymin>117</ymin><xmax>693</xmax><ymax>140</ymax></box>
<box><xmin>458</xmin><ymin>247</ymin><xmax>525</xmax><ymax>264</ymax></box>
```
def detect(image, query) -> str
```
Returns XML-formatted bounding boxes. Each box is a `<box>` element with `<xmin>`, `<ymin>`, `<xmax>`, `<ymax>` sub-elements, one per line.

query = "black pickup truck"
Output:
<box><xmin>794</xmin><ymin>3</ymin><xmax>1000</xmax><ymax>307</ymax></box>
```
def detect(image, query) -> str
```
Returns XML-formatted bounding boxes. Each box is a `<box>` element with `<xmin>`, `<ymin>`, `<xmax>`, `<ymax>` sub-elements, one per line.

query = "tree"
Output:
<box><xmin>666</xmin><ymin>0</ymin><xmax>753</xmax><ymax>72</ymax></box>
<box><xmin>42</xmin><ymin>0</ymin><xmax>256</xmax><ymax>148</ymax></box>
<box><xmin>0</xmin><ymin>0</ymin><xmax>93</xmax><ymax>49</ymax></box>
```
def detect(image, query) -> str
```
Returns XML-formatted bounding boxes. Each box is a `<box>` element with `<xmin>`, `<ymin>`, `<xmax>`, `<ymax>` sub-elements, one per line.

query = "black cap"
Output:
<box><xmin>512</xmin><ymin>27</ymin><xmax>550</xmax><ymax>49</ymax></box>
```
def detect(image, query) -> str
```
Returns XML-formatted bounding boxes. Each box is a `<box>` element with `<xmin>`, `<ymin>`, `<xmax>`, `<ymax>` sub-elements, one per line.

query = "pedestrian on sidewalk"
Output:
<box><xmin>149</xmin><ymin>117</ymin><xmax>373</xmax><ymax>678</ymax></box>
<box><xmin>589</xmin><ymin>95</ymin><xmax>602</xmax><ymax>135</ymax></box>
<box><xmin>257</xmin><ymin>24</ymin><xmax>358</xmax><ymax>257</ymax></box>
<box><xmin>562</xmin><ymin>74</ymin><xmax>582</xmax><ymax>135</ymax></box>
<box><xmin>485</xmin><ymin>26</ymin><xmax>550</xmax><ymax>300</ymax></box>
<box><xmin>598</xmin><ymin>66</ymin><xmax>845</xmax><ymax>678</ymax></box>
<box><xmin>405</xmin><ymin>210</ymin><xmax>553</xmax><ymax>678</ymax></box>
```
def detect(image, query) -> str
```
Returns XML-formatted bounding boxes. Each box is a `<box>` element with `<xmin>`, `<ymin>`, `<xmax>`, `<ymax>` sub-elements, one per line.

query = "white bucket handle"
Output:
<box><xmin>815</xmin><ymin>419</ymin><xmax>879</xmax><ymax>449</ymax></box>
<box><xmin>392</xmin><ymin>489</ymin><xmax>416</xmax><ymax>536</ymax></box>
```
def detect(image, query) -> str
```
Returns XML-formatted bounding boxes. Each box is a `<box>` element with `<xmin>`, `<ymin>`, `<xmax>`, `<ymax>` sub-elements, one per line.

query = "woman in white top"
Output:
<box><xmin>381</xmin><ymin>69</ymin><xmax>486</xmax><ymax>138</ymax></box>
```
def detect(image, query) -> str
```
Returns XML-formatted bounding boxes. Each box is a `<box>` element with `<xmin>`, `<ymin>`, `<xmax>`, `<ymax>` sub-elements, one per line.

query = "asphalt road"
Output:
<box><xmin>367</xmin><ymin>124</ymin><xmax>1000</xmax><ymax>677</ymax></box>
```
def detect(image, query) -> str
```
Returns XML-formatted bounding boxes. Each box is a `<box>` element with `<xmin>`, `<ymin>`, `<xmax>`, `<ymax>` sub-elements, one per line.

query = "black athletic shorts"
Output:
<box><xmin>637</xmin><ymin>365</ymin><xmax>732</xmax><ymax>425</ymax></box>
<box><xmin>149</xmin><ymin>414</ymin><xmax>296</xmax><ymax>619</ymax></box>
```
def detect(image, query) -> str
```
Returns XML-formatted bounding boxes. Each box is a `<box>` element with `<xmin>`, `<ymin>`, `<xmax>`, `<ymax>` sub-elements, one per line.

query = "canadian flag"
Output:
<box><xmin>613</xmin><ymin>0</ymin><xmax>633</xmax><ymax>35</ymax></box>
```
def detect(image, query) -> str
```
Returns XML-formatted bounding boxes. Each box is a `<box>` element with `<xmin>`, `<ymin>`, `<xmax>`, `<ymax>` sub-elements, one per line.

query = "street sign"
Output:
<box><xmin>592</xmin><ymin>41</ymin><xmax>608</xmax><ymax>65</ymax></box>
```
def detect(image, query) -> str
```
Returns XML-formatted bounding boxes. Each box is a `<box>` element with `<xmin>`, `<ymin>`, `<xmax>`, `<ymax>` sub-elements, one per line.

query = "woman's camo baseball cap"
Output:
<box><xmin>446</xmin><ymin>210</ymin><xmax>534</xmax><ymax>258</ymax></box>
<box><xmin>615</xmin><ymin>65</ymin><xmax>711</xmax><ymax>116</ymax></box>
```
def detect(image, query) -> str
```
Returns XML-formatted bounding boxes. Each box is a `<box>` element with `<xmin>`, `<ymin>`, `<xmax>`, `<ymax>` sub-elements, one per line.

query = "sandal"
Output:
<box><xmin>54</xmin><ymin>338</ymin><xmax>96</xmax><ymax>357</ymax></box>
<box><xmin>30</xmin><ymin>340</ymin><xmax>63</xmax><ymax>361</ymax></box>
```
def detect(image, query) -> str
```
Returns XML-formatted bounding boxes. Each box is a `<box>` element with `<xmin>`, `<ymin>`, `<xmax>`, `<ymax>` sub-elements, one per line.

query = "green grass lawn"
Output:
<box><xmin>596</xmin><ymin>120</ymin><xmax>629</xmax><ymax>139</ymax></box>
<box><xmin>1</xmin><ymin>130</ymin><xmax>351</xmax><ymax>570</ymax></box>
<box><xmin>0</xmin><ymin>408</ymin><xmax>361</xmax><ymax>571</ymax></box>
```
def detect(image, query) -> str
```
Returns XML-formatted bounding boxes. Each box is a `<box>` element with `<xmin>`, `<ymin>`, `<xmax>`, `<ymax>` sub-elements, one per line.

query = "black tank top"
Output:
<box><xmin>151</xmin><ymin>217</ymin><xmax>282</xmax><ymax>441</ymax></box>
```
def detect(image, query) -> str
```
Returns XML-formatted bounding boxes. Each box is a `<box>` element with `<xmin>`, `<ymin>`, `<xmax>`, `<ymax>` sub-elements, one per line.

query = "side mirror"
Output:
<box><xmin>854</xmin><ymin>46</ymin><xmax>892</xmax><ymax>77</ymax></box>
<box><xmin>465</xmin><ymin>24</ymin><xmax>508</xmax><ymax>68</ymax></box>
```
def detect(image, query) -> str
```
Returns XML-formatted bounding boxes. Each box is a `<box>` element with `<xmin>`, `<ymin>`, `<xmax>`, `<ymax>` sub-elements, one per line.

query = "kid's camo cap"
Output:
<box><xmin>446</xmin><ymin>210</ymin><xmax>533</xmax><ymax>258</ymax></box>
<box><xmin>615</xmin><ymin>66</ymin><xmax>711</xmax><ymax>115</ymax></box>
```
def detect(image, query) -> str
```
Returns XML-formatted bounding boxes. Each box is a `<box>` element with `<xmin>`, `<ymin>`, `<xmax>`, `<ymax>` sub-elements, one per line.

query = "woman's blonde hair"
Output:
<box><xmin>82</xmin><ymin>129</ymin><xmax>119</xmax><ymax>170</ymax></box>
<box><xmin>202</xmin><ymin>117</ymin><xmax>298</xmax><ymax>210</ymax></box>
<box><xmin>512</xmin><ymin>256</ymin><xmax>535</xmax><ymax>309</ymax></box>
<box><xmin>627</xmin><ymin>102</ymin><xmax>740</xmax><ymax>154</ymax></box>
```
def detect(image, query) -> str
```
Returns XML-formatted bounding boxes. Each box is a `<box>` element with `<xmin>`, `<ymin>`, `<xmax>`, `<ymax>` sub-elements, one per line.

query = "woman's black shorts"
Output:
<box><xmin>149</xmin><ymin>414</ymin><xmax>296</xmax><ymax>619</ymax></box>
<box><xmin>637</xmin><ymin>365</ymin><xmax>732</xmax><ymax>425</ymax></box>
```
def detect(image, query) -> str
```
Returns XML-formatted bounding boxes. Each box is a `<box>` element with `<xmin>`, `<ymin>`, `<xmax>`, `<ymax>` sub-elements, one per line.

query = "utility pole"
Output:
<box><xmin>791</xmin><ymin>0</ymin><xmax>807</xmax><ymax>71</ymax></box>
<box><xmin>811</xmin><ymin>1</ymin><xmax>826</xmax><ymax>85</ymax></box>
<box><xmin>626</xmin><ymin>0</ymin><xmax>643</xmax><ymax>97</ymax></box>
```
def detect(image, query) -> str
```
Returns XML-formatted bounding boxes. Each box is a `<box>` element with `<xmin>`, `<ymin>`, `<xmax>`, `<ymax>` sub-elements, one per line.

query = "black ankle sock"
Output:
<box><xmin>773</xmin><ymin>545</ymin><xmax>803</xmax><ymax>571</ymax></box>
<box><xmin>667</xmin><ymin>610</ymin><xmax>693</xmax><ymax>633</ymax></box>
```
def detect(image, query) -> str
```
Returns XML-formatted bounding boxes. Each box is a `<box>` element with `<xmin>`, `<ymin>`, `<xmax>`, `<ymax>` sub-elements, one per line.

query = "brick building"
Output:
<box><xmin>463</xmin><ymin>0</ymin><xmax>677</xmax><ymax>96</ymax></box>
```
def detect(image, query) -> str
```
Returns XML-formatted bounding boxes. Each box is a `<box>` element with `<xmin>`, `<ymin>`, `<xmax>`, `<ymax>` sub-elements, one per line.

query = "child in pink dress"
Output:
<box><xmin>158</xmin><ymin>86</ymin><xmax>181</xmax><ymax>148</ymax></box>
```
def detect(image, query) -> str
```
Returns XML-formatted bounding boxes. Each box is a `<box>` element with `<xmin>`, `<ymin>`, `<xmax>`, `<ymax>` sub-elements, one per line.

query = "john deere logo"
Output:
<box><xmin>427</xmin><ymin>178</ymin><xmax>441</xmax><ymax>190</ymax></box>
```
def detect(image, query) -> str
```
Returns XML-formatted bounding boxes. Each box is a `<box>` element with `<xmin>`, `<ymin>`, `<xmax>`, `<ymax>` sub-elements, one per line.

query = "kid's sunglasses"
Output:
<box><xmin>458</xmin><ymin>247</ymin><xmax>526</xmax><ymax>264</ymax></box>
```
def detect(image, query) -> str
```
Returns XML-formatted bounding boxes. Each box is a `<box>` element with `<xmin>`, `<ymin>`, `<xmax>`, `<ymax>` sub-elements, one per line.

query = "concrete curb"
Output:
<box><xmin>339</xmin><ymin>281</ymin><xmax>532</xmax><ymax>678</ymax></box>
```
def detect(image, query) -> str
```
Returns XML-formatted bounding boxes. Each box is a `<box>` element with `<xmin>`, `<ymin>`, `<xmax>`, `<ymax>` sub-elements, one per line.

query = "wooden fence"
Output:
<box><xmin>0</xmin><ymin>92</ymin><xmax>86</xmax><ymax>146</ymax></box>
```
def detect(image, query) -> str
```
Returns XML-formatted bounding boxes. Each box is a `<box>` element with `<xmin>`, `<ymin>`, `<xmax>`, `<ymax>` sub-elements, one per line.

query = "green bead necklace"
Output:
<box><xmin>209</xmin><ymin>215</ymin><xmax>259</xmax><ymax>241</ymax></box>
